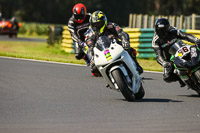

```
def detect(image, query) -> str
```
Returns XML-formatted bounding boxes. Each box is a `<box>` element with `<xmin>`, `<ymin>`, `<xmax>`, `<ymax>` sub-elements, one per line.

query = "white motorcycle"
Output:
<box><xmin>93</xmin><ymin>36</ymin><xmax>145</xmax><ymax>101</ymax></box>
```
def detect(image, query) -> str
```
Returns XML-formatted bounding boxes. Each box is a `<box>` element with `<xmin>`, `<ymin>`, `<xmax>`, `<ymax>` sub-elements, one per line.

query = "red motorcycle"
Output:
<box><xmin>0</xmin><ymin>19</ymin><xmax>22</xmax><ymax>37</ymax></box>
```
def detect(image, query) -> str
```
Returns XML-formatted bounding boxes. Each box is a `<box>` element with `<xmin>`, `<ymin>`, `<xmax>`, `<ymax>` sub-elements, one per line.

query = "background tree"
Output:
<box><xmin>0</xmin><ymin>0</ymin><xmax>200</xmax><ymax>26</ymax></box>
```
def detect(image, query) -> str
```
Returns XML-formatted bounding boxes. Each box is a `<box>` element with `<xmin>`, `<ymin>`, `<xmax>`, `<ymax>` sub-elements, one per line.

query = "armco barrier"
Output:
<box><xmin>123</xmin><ymin>28</ymin><xmax>155</xmax><ymax>58</ymax></box>
<box><xmin>61</xmin><ymin>26</ymin><xmax>74</xmax><ymax>53</ymax></box>
<box><xmin>61</xmin><ymin>26</ymin><xmax>200</xmax><ymax>59</ymax></box>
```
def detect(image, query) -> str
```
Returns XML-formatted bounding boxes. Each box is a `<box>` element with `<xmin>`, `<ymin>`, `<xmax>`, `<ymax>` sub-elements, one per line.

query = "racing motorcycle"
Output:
<box><xmin>93</xmin><ymin>36</ymin><xmax>145</xmax><ymax>101</ymax></box>
<box><xmin>0</xmin><ymin>19</ymin><xmax>22</xmax><ymax>37</ymax></box>
<box><xmin>169</xmin><ymin>40</ymin><xmax>200</xmax><ymax>96</ymax></box>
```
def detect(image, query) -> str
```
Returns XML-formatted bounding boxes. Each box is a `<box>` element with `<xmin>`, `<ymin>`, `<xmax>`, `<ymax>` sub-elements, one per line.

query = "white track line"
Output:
<box><xmin>0</xmin><ymin>56</ymin><xmax>163</xmax><ymax>74</ymax></box>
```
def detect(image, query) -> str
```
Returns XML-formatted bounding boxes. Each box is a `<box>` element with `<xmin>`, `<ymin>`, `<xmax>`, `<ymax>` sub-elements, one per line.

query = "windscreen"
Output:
<box><xmin>95</xmin><ymin>36</ymin><xmax>111</xmax><ymax>51</ymax></box>
<box><xmin>169</xmin><ymin>41</ymin><xmax>185</xmax><ymax>55</ymax></box>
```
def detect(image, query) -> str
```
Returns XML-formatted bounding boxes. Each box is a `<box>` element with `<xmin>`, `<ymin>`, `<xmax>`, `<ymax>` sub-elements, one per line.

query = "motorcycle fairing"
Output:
<box><xmin>94</xmin><ymin>42</ymin><xmax>139</xmax><ymax>93</ymax></box>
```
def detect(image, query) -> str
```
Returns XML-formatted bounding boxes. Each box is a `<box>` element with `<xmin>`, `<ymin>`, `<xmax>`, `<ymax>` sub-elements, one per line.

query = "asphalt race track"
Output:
<box><xmin>0</xmin><ymin>57</ymin><xmax>200</xmax><ymax>133</ymax></box>
<box><xmin>0</xmin><ymin>36</ymin><xmax>46</xmax><ymax>42</ymax></box>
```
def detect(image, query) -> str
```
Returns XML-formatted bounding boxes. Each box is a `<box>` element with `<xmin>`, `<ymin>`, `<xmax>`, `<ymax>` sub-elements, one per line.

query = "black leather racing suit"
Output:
<box><xmin>152</xmin><ymin>26</ymin><xmax>200</xmax><ymax>83</ymax></box>
<box><xmin>68</xmin><ymin>13</ymin><xmax>91</xmax><ymax>60</ymax></box>
<box><xmin>85</xmin><ymin>22</ymin><xmax>143</xmax><ymax>74</ymax></box>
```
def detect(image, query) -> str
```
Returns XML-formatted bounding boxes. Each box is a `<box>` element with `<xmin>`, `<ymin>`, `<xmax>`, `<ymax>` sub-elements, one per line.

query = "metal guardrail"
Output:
<box><xmin>61</xmin><ymin>26</ymin><xmax>200</xmax><ymax>59</ymax></box>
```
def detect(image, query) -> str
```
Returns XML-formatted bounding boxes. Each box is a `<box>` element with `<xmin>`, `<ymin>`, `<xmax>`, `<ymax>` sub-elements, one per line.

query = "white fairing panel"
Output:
<box><xmin>94</xmin><ymin>42</ymin><xmax>124</xmax><ymax>66</ymax></box>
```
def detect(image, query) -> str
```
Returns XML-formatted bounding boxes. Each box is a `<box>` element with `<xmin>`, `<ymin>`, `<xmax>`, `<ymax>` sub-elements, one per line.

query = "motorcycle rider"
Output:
<box><xmin>68</xmin><ymin>3</ymin><xmax>90</xmax><ymax>65</ymax></box>
<box><xmin>152</xmin><ymin>18</ymin><xmax>200</xmax><ymax>87</ymax></box>
<box><xmin>9</xmin><ymin>17</ymin><xmax>19</xmax><ymax>37</ymax></box>
<box><xmin>85</xmin><ymin>10</ymin><xmax>142</xmax><ymax>90</ymax></box>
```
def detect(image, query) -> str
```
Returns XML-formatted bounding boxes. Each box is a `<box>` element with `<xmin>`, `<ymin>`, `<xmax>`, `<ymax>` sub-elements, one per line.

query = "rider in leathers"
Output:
<box><xmin>85</xmin><ymin>11</ymin><xmax>142</xmax><ymax>90</ymax></box>
<box><xmin>68</xmin><ymin>3</ymin><xmax>90</xmax><ymax>65</ymax></box>
<box><xmin>152</xmin><ymin>18</ymin><xmax>200</xmax><ymax>87</ymax></box>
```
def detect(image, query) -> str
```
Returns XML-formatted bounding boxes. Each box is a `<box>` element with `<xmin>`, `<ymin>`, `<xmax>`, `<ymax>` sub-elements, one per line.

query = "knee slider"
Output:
<box><xmin>163</xmin><ymin>73</ymin><xmax>178</xmax><ymax>83</ymax></box>
<box><xmin>75</xmin><ymin>52</ymin><xmax>85</xmax><ymax>60</ymax></box>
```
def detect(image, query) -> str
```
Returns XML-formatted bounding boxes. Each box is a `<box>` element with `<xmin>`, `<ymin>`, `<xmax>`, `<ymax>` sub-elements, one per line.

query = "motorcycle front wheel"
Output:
<box><xmin>135</xmin><ymin>84</ymin><xmax>145</xmax><ymax>99</ymax></box>
<box><xmin>111</xmin><ymin>68</ymin><xmax>135</xmax><ymax>101</ymax></box>
<box><xmin>193</xmin><ymin>70</ymin><xmax>200</xmax><ymax>96</ymax></box>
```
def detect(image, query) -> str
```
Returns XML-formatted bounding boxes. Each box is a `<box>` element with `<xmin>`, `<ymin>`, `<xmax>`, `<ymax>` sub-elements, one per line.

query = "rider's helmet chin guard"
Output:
<box><xmin>155</xmin><ymin>18</ymin><xmax>170</xmax><ymax>39</ymax></box>
<box><xmin>73</xmin><ymin>3</ymin><xmax>87</xmax><ymax>23</ymax></box>
<box><xmin>90</xmin><ymin>10</ymin><xmax>107</xmax><ymax>36</ymax></box>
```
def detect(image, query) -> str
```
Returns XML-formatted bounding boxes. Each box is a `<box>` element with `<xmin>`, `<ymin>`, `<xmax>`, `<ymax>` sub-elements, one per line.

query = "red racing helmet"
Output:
<box><xmin>73</xmin><ymin>3</ymin><xmax>87</xmax><ymax>23</ymax></box>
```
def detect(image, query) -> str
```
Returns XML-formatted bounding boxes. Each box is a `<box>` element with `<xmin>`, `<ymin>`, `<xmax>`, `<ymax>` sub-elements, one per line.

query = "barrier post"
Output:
<box><xmin>192</xmin><ymin>14</ymin><xmax>196</xmax><ymax>30</ymax></box>
<box><xmin>129</xmin><ymin>14</ymin><xmax>133</xmax><ymax>28</ymax></box>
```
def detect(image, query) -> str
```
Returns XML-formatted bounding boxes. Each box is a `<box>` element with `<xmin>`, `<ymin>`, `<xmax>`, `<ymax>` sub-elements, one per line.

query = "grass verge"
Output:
<box><xmin>0</xmin><ymin>41</ymin><xmax>163</xmax><ymax>72</ymax></box>
<box><xmin>18</xmin><ymin>34</ymin><xmax>48</xmax><ymax>39</ymax></box>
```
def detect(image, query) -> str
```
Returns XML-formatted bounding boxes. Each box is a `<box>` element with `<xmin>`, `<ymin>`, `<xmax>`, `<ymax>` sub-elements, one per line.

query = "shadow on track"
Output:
<box><xmin>142</xmin><ymin>77</ymin><xmax>154</xmax><ymax>80</ymax></box>
<box><xmin>137</xmin><ymin>98</ymin><xmax>183</xmax><ymax>102</ymax></box>
<box><xmin>178</xmin><ymin>94</ymin><xmax>200</xmax><ymax>98</ymax></box>
<box><xmin>116</xmin><ymin>98</ymin><xmax>183</xmax><ymax>102</ymax></box>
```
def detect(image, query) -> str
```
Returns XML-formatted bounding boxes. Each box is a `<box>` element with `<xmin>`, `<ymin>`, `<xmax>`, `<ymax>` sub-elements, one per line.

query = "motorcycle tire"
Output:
<box><xmin>193</xmin><ymin>70</ymin><xmax>200</xmax><ymax>95</ymax></box>
<box><xmin>111</xmin><ymin>68</ymin><xmax>135</xmax><ymax>101</ymax></box>
<box><xmin>135</xmin><ymin>84</ymin><xmax>145</xmax><ymax>99</ymax></box>
<box><xmin>194</xmin><ymin>70</ymin><xmax>200</xmax><ymax>83</ymax></box>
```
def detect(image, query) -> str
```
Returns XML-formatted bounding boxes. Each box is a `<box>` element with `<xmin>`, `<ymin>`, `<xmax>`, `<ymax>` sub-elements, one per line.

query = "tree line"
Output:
<box><xmin>0</xmin><ymin>0</ymin><xmax>200</xmax><ymax>26</ymax></box>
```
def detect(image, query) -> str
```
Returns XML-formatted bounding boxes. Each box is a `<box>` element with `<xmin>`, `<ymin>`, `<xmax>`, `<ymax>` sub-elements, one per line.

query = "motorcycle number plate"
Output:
<box><xmin>176</xmin><ymin>46</ymin><xmax>190</xmax><ymax>57</ymax></box>
<box><xmin>104</xmin><ymin>49</ymin><xmax>112</xmax><ymax>61</ymax></box>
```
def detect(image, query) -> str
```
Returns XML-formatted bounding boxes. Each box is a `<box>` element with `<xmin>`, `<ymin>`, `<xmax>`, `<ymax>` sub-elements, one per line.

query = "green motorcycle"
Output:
<box><xmin>169</xmin><ymin>40</ymin><xmax>200</xmax><ymax>96</ymax></box>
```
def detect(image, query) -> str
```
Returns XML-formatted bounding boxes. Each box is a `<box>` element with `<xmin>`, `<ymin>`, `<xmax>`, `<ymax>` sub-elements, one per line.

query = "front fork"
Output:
<box><xmin>175</xmin><ymin>65</ymin><xmax>200</xmax><ymax>92</ymax></box>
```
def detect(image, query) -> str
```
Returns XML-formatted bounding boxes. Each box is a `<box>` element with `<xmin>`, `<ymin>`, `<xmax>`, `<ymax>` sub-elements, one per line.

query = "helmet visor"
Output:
<box><xmin>156</xmin><ymin>26</ymin><xmax>169</xmax><ymax>38</ymax></box>
<box><xmin>74</xmin><ymin>14</ymin><xmax>85</xmax><ymax>20</ymax></box>
<box><xmin>91</xmin><ymin>21</ymin><xmax>105</xmax><ymax>35</ymax></box>
<box><xmin>91</xmin><ymin>21</ymin><xmax>104</xmax><ymax>29</ymax></box>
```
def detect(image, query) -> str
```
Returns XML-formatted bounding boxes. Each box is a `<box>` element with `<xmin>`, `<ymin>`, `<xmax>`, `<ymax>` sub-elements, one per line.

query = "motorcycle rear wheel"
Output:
<box><xmin>111</xmin><ymin>69</ymin><xmax>135</xmax><ymax>101</ymax></box>
<box><xmin>194</xmin><ymin>70</ymin><xmax>200</xmax><ymax>82</ymax></box>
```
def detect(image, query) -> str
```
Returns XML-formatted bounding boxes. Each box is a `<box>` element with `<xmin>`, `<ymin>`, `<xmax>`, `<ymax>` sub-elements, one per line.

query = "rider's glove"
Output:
<box><xmin>195</xmin><ymin>39</ymin><xmax>200</xmax><ymax>48</ymax></box>
<box><xmin>86</xmin><ymin>39</ymin><xmax>95</xmax><ymax>48</ymax></box>
<box><xmin>163</xmin><ymin>61</ymin><xmax>172</xmax><ymax>68</ymax></box>
<box><xmin>122</xmin><ymin>41</ymin><xmax>130</xmax><ymax>49</ymax></box>
<box><xmin>78</xmin><ymin>41</ymin><xmax>86</xmax><ymax>47</ymax></box>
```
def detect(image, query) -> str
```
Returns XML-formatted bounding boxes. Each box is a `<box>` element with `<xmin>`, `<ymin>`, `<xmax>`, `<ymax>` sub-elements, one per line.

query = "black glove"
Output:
<box><xmin>195</xmin><ymin>39</ymin><xmax>200</xmax><ymax>48</ymax></box>
<box><xmin>163</xmin><ymin>61</ymin><xmax>172</xmax><ymax>68</ymax></box>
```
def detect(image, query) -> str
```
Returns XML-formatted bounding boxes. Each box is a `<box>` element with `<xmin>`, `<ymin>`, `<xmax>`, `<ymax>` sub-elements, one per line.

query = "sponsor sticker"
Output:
<box><xmin>104</xmin><ymin>49</ymin><xmax>112</xmax><ymax>61</ymax></box>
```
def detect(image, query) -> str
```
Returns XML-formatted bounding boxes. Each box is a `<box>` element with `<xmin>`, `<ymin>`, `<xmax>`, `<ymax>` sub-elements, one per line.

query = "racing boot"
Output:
<box><xmin>184</xmin><ymin>79</ymin><xmax>193</xmax><ymax>89</ymax></box>
<box><xmin>176</xmin><ymin>70</ymin><xmax>189</xmax><ymax>88</ymax></box>
<box><xmin>82</xmin><ymin>54</ymin><xmax>90</xmax><ymax>66</ymax></box>
<box><xmin>178</xmin><ymin>78</ymin><xmax>186</xmax><ymax>88</ymax></box>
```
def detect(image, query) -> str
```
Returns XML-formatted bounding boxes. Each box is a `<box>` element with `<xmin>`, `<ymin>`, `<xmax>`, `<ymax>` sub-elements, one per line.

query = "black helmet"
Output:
<box><xmin>90</xmin><ymin>11</ymin><xmax>107</xmax><ymax>35</ymax></box>
<box><xmin>155</xmin><ymin>18</ymin><xmax>170</xmax><ymax>38</ymax></box>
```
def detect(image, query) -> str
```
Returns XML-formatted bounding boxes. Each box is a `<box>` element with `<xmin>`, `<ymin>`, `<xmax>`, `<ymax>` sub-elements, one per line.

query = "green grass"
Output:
<box><xmin>0</xmin><ymin>41</ymin><xmax>163</xmax><ymax>72</ymax></box>
<box><xmin>0</xmin><ymin>41</ymin><xmax>83</xmax><ymax>64</ymax></box>
<box><xmin>18</xmin><ymin>34</ymin><xmax>48</xmax><ymax>39</ymax></box>
<box><xmin>137</xmin><ymin>59</ymin><xmax>163</xmax><ymax>72</ymax></box>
